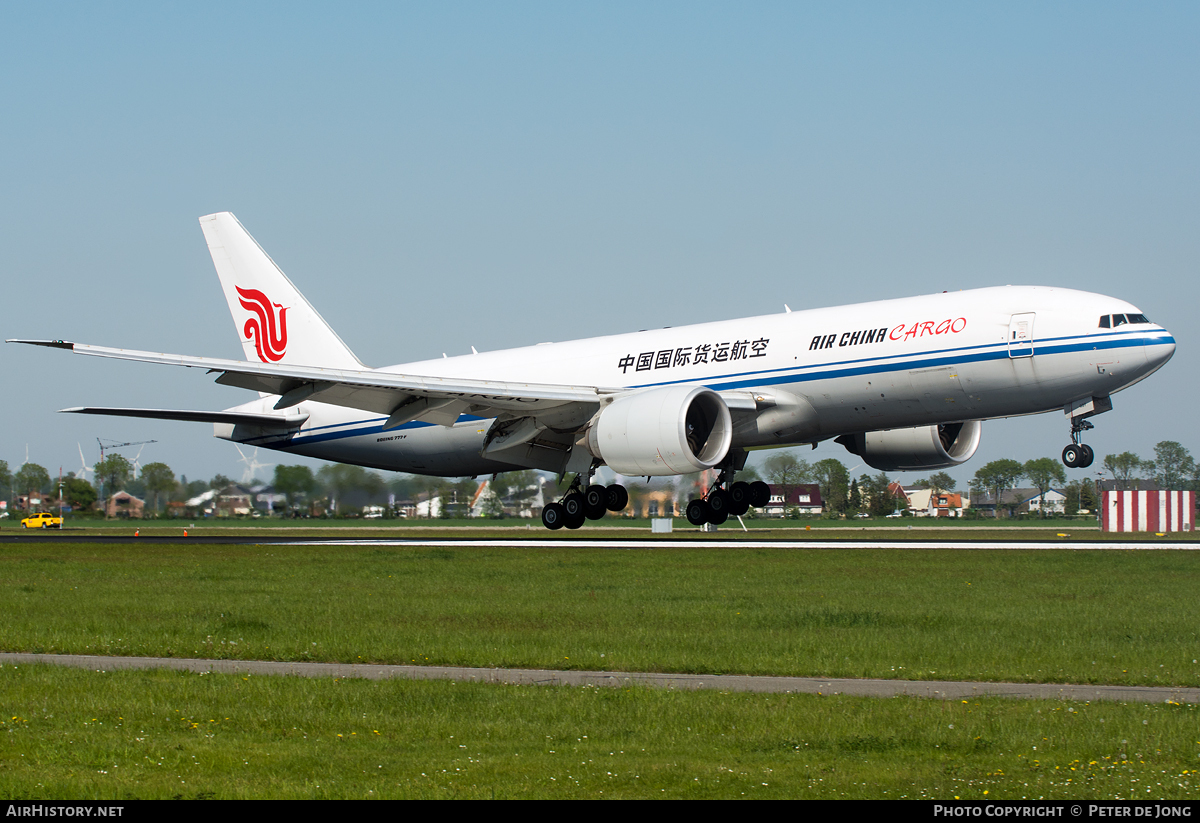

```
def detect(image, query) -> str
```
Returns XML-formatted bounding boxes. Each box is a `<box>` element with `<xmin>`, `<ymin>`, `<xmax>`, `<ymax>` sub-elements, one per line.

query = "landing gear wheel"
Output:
<box><xmin>605</xmin><ymin>484</ymin><xmax>629</xmax><ymax>512</ymax></box>
<box><xmin>727</xmin><ymin>481</ymin><xmax>751</xmax><ymax>516</ymax></box>
<box><xmin>542</xmin><ymin>502</ymin><xmax>566</xmax><ymax>530</ymax></box>
<box><xmin>583</xmin><ymin>484</ymin><xmax>608</xmax><ymax>520</ymax></box>
<box><xmin>1062</xmin><ymin>444</ymin><xmax>1082</xmax><ymax>468</ymax></box>
<box><xmin>562</xmin><ymin>493</ymin><xmax>584</xmax><ymax>519</ymax></box>
<box><xmin>708</xmin><ymin>489</ymin><xmax>731</xmax><ymax>521</ymax></box>
<box><xmin>1078</xmin><ymin>444</ymin><xmax>1094</xmax><ymax>468</ymax></box>
<box><xmin>749</xmin><ymin>480</ymin><xmax>771</xmax><ymax>508</ymax></box>
<box><xmin>1065</xmin><ymin>416</ymin><xmax>1098</xmax><ymax>469</ymax></box>
<box><xmin>565</xmin><ymin>510</ymin><xmax>586</xmax><ymax>529</ymax></box>
<box><xmin>686</xmin><ymin>498</ymin><xmax>709</xmax><ymax>526</ymax></box>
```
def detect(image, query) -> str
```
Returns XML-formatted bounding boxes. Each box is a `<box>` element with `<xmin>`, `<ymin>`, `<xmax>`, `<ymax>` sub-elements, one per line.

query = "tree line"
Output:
<box><xmin>0</xmin><ymin>455</ymin><xmax>537</xmax><ymax>519</ymax></box>
<box><xmin>967</xmin><ymin>441</ymin><xmax>1198</xmax><ymax>518</ymax></box>
<box><xmin>758</xmin><ymin>439</ymin><xmax>1200</xmax><ymax>519</ymax></box>
<box><xmin>5</xmin><ymin>438</ymin><xmax>1196</xmax><ymax>518</ymax></box>
<box><xmin>758</xmin><ymin>452</ymin><xmax>907</xmax><ymax>516</ymax></box>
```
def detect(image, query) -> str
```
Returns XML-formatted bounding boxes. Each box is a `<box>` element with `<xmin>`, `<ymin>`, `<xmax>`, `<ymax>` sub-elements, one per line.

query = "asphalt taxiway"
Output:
<box><xmin>3</xmin><ymin>652</ymin><xmax>1196</xmax><ymax>704</ymax></box>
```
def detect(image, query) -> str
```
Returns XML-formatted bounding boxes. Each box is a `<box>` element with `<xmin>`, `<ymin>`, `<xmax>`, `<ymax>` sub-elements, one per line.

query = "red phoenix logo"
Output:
<box><xmin>237</xmin><ymin>286</ymin><xmax>289</xmax><ymax>362</ymax></box>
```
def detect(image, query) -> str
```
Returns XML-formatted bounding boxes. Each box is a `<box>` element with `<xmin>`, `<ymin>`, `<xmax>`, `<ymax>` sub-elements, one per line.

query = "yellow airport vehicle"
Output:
<box><xmin>21</xmin><ymin>512</ymin><xmax>63</xmax><ymax>529</ymax></box>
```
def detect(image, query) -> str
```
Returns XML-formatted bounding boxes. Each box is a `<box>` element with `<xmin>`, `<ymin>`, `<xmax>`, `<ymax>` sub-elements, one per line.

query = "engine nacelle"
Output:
<box><xmin>586</xmin><ymin>385</ymin><xmax>733</xmax><ymax>476</ymax></box>
<box><xmin>837</xmin><ymin>421</ymin><xmax>982</xmax><ymax>472</ymax></box>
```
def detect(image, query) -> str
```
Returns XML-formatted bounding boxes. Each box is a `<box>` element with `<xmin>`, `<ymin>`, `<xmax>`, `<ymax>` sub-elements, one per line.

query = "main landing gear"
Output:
<box><xmin>540</xmin><ymin>465</ymin><xmax>771</xmax><ymax>530</ymax></box>
<box><xmin>685</xmin><ymin>470</ymin><xmax>770</xmax><ymax>527</ymax></box>
<box><xmin>1062</xmin><ymin>418</ymin><xmax>1095</xmax><ymax>469</ymax></box>
<box><xmin>541</xmin><ymin>472</ymin><xmax>629</xmax><ymax>530</ymax></box>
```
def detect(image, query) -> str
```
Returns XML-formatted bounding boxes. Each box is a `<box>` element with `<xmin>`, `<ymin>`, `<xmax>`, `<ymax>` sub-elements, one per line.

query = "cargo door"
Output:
<box><xmin>1008</xmin><ymin>313</ymin><xmax>1035</xmax><ymax>358</ymax></box>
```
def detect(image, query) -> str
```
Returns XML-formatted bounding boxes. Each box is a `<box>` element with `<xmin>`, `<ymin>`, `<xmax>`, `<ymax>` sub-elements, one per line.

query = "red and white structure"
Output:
<box><xmin>1102</xmin><ymin>490</ymin><xmax>1194</xmax><ymax>533</ymax></box>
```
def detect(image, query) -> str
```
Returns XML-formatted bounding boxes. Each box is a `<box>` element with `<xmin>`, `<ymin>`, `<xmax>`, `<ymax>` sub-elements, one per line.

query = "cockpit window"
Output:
<box><xmin>1101</xmin><ymin>313</ymin><xmax>1151</xmax><ymax>328</ymax></box>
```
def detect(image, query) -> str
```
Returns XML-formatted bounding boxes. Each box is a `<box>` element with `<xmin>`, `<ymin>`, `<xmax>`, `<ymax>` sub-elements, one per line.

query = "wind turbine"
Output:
<box><xmin>77</xmin><ymin>444</ymin><xmax>95</xmax><ymax>481</ymax></box>
<box><xmin>234</xmin><ymin>444</ymin><xmax>273</xmax><ymax>485</ymax></box>
<box><xmin>128</xmin><ymin>443</ymin><xmax>148</xmax><ymax>476</ymax></box>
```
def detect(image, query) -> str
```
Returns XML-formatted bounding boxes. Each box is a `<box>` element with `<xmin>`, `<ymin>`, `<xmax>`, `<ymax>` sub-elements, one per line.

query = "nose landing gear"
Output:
<box><xmin>1062</xmin><ymin>419</ymin><xmax>1095</xmax><ymax>469</ymax></box>
<box><xmin>1061</xmin><ymin>396</ymin><xmax>1112</xmax><ymax>469</ymax></box>
<box><xmin>1062</xmin><ymin>442</ymin><xmax>1094</xmax><ymax>469</ymax></box>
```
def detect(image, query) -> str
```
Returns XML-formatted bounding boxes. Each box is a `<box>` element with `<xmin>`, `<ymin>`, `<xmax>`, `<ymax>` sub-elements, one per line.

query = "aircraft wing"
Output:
<box><xmin>9</xmin><ymin>339</ymin><xmax>607</xmax><ymax>428</ymax></box>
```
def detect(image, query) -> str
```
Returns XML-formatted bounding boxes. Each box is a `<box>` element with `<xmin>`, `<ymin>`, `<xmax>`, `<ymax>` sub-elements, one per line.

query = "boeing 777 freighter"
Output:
<box><xmin>10</xmin><ymin>213</ymin><xmax>1176</xmax><ymax>528</ymax></box>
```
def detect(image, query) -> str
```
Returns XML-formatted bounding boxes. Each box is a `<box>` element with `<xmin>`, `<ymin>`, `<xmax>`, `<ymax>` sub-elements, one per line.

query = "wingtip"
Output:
<box><xmin>6</xmin><ymin>339</ymin><xmax>75</xmax><ymax>349</ymax></box>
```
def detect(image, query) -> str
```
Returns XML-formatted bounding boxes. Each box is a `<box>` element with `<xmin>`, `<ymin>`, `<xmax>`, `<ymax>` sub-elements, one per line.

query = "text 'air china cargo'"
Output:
<box><xmin>10</xmin><ymin>213</ymin><xmax>1176</xmax><ymax>529</ymax></box>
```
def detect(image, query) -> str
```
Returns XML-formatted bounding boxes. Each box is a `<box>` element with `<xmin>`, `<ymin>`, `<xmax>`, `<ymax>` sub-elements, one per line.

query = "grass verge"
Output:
<box><xmin>1</xmin><ymin>663</ymin><xmax>1197</xmax><ymax>799</ymax></box>
<box><xmin>2</xmin><ymin>543</ymin><xmax>1198</xmax><ymax>686</ymax></box>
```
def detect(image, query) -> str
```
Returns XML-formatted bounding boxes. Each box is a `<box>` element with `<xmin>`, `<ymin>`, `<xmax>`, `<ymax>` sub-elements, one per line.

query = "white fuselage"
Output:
<box><xmin>218</xmin><ymin>286</ymin><xmax>1175</xmax><ymax>476</ymax></box>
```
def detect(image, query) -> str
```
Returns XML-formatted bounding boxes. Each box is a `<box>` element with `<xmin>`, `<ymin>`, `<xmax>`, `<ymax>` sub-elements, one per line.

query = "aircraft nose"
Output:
<box><xmin>1144</xmin><ymin>330</ymin><xmax>1176</xmax><ymax>373</ymax></box>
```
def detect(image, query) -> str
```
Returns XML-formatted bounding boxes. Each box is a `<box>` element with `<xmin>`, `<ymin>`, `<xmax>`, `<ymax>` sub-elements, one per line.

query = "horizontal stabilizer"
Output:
<box><xmin>60</xmin><ymin>407</ymin><xmax>309</xmax><ymax>427</ymax></box>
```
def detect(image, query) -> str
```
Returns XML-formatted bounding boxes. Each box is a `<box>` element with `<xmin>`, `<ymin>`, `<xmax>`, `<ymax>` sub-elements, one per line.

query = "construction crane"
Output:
<box><xmin>95</xmin><ymin>438</ymin><xmax>157</xmax><ymax>504</ymax></box>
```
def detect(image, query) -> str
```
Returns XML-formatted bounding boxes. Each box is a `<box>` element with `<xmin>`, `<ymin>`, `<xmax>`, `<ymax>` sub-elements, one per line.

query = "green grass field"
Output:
<box><xmin>2</xmin><ymin>663</ymin><xmax>1198</xmax><ymax>799</ymax></box>
<box><xmin>2</xmin><ymin>540</ymin><xmax>1198</xmax><ymax>798</ymax></box>
<box><xmin>2</xmin><ymin>542</ymin><xmax>1198</xmax><ymax>683</ymax></box>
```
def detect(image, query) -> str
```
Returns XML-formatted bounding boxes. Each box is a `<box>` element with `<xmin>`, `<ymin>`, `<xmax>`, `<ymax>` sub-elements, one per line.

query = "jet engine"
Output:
<box><xmin>836</xmin><ymin>421</ymin><xmax>982</xmax><ymax>472</ymax></box>
<box><xmin>586</xmin><ymin>385</ymin><xmax>733</xmax><ymax>476</ymax></box>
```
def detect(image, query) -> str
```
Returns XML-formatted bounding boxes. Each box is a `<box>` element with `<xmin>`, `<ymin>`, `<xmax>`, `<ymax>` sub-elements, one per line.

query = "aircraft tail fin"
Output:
<box><xmin>200</xmin><ymin>212</ymin><xmax>365</xmax><ymax>370</ymax></box>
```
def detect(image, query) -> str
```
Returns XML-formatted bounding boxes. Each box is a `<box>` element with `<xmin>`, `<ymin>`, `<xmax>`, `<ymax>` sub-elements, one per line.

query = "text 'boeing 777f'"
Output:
<box><xmin>9</xmin><ymin>213</ymin><xmax>1176</xmax><ymax>528</ymax></box>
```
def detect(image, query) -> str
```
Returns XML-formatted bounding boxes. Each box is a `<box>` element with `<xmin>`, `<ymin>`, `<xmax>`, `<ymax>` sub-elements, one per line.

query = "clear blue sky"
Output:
<box><xmin>3</xmin><ymin>2</ymin><xmax>1197</xmax><ymax>487</ymax></box>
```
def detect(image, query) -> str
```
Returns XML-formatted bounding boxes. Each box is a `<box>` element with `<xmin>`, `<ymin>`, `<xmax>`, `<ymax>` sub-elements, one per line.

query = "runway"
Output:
<box><xmin>282</xmin><ymin>538</ymin><xmax>1198</xmax><ymax>550</ymax></box>
<box><xmin>3</xmin><ymin>652</ymin><xmax>1196</xmax><ymax>704</ymax></box>
<box><xmin>1</xmin><ymin>533</ymin><xmax>1197</xmax><ymax>550</ymax></box>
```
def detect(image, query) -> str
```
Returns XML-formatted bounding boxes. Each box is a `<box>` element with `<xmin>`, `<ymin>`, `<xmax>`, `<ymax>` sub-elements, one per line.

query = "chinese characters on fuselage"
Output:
<box><xmin>617</xmin><ymin>339</ymin><xmax>769</xmax><ymax>374</ymax></box>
